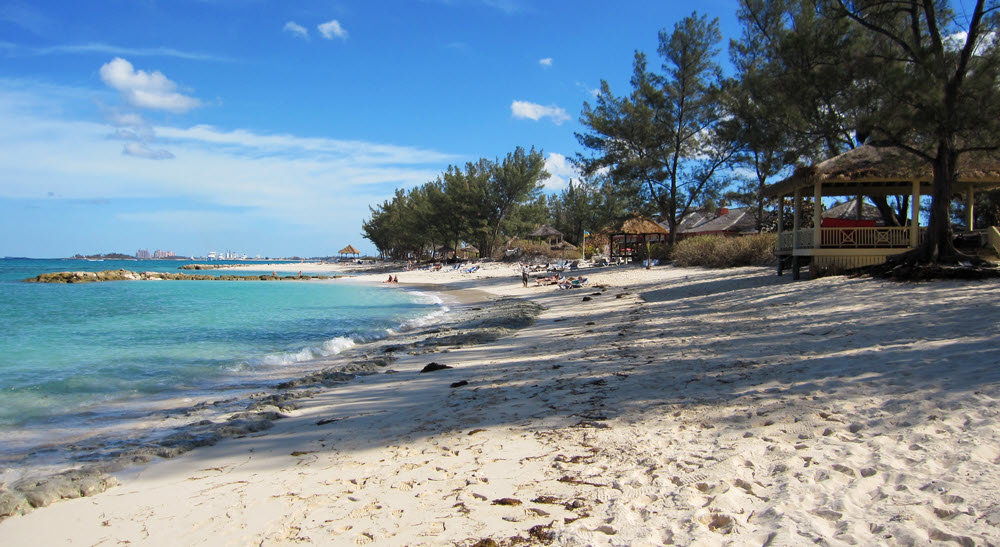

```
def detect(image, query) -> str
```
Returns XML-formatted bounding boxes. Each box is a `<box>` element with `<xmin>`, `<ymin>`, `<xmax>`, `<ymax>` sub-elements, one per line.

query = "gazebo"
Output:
<box><xmin>527</xmin><ymin>224</ymin><xmax>564</xmax><ymax>247</ymax></box>
<box><xmin>459</xmin><ymin>245</ymin><xmax>479</xmax><ymax>259</ymax></box>
<box><xmin>764</xmin><ymin>145</ymin><xmax>1000</xmax><ymax>279</ymax></box>
<box><xmin>338</xmin><ymin>245</ymin><xmax>361</xmax><ymax>259</ymax></box>
<box><xmin>610</xmin><ymin>217</ymin><xmax>670</xmax><ymax>260</ymax></box>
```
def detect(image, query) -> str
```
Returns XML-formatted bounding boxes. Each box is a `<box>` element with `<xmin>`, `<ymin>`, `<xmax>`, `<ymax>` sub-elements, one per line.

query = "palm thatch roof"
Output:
<box><xmin>338</xmin><ymin>245</ymin><xmax>360</xmax><ymax>255</ymax></box>
<box><xmin>764</xmin><ymin>145</ymin><xmax>1000</xmax><ymax>198</ymax></box>
<box><xmin>527</xmin><ymin>224</ymin><xmax>563</xmax><ymax>238</ymax></box>
<box><xmin>618</xmin><ymin>217</ymin><xmax>669</xmax><ymax>235</ymax></box>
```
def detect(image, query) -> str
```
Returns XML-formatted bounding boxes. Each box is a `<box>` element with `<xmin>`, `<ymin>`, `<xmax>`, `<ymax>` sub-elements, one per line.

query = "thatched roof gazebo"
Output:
<box><xmin>527</xmin><ymin>224</ymin><xmax>564</xmax><ymax>246</ymax></box>
<box><xmin>459</xmin><ymin>245</ymin><xmax>479</xmax><ymax>259</ymax></box>
<box><xmin>338</xmin><ymin>245</ymin><xmax>360</xmax><ymax>259</ymax></box>
<box><xmin>763</xmin><ymin>144</ymin><xmax>1000</xmax><ymax>279</ymax></box>
<box><xmin>610</xmin><ymin>217</ymin><xmax>669</xmax><ymax>260</ymax></box>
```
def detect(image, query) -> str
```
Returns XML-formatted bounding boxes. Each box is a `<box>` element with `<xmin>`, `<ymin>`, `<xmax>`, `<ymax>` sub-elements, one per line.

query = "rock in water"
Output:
<box><xmin>420</xmin><ymin>362</ymin><xmax>452</xmax><ymax>373</ymax></box>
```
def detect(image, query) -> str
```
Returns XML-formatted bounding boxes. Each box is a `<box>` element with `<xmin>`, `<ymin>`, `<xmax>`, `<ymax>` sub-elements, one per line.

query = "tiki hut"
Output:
<box><xmin>527</xmin><ymin>224</ymin><xmax>564</xmax><ymax>246</ymax></box>
<box><xmin>764</xmin><ymin>144</ymin><xmax>1000</xmax><ymax>279</ymax></box>
<box><xmin>338</xmin><ymin>244</ymin><xmax>360</xmax><ymax>259</ymax></box>
<box><xmin>610</xmin><ymin>217</ymin><xmax>669</xmax><ymax>260</ymax></box>
<box><xmin>459</xmin><ymin>245</ymin><xmax>479</xmax><ymax>259</ymax></box>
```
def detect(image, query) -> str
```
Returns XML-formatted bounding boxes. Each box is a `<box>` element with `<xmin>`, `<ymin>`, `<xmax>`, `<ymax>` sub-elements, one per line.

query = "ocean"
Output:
<box><xmin>0</xmin><ymin>258</ymin><xmax>445</xmax><ymax>476</ymax></box>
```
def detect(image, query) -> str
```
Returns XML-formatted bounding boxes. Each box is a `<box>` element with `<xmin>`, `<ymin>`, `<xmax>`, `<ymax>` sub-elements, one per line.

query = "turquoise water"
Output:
<box><xmin>0</xmin><ymin>259</ymin><xmax>440</xmax><ymax>454</ymax></box>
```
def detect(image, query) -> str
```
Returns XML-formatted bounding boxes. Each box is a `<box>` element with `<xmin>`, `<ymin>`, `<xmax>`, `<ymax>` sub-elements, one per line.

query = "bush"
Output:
<box><xmin>671</xmin><ymin>234</ymin><xmax>777</xmax><ymax>268</ymax></box>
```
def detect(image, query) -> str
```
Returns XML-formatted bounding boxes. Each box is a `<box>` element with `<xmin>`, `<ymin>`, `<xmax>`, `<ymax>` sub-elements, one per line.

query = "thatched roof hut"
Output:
<box><xmin>610</xmin><ymin>216</ymin><xmax>669</xmax><ymax>259</ymax></box>
<box><xmin>528</xmin><ymin>224</ymin><xmax>563</xmax><ymax>238</ymax></box>
<box><xmin>527</xmin><ymin>224</ymin><xmax>563</xmax><ymax>246</ymax></box>
<box><xmin>619</xmin><ymin>217</ymin><xmax>669</xmax><ymax>235</ymax></box>
<box><xmin>338</xmin><ymin>244</ymin><xmax>360</xmax><ymax>257</ymax></box>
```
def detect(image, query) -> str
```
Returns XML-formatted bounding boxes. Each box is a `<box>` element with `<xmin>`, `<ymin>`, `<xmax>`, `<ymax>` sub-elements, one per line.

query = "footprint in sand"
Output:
<box><xmin>391</xmin><ymin>481</ymin><xmax>414</xmax><ymax>492</ymax></box>
<box><xmin>354</xmin><ymin>532</ymin><xmax>375</xmax><ymax>545</ymax></box>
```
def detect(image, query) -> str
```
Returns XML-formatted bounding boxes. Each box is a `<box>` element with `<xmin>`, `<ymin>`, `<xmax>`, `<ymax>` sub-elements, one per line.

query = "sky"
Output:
<box><xmin>0</xmin><ymin>0</ymin><xmax>741</xmax><ymax>258</ymax></box>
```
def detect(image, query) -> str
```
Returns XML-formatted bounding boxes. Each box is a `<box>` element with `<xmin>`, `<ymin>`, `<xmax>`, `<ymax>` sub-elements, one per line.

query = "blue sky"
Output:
<box><xmin>0</xmin><ymin>0</ymin><xmax>740</xmax><ymax>258</ymax></box>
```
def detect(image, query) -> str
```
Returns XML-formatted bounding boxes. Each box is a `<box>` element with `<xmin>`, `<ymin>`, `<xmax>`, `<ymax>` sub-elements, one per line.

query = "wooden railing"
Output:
<box><xmin>990</xmin><ymin>226</ymin><xmax>1000</xmax><ymax>255</ymax></box>
<box><xmin>777</xmin><ymin>229</ymin><xmax>815</xmax><ymax>250</ymax></box>
<box><xmin>777</xmin><ymin>227</ymin><xmax>925</xmax><ymax>251</ymax></box>
<box><xmin>819</xmin><ymin>227</ymin><xmax>918</xmax><ymax>248</ymax></box>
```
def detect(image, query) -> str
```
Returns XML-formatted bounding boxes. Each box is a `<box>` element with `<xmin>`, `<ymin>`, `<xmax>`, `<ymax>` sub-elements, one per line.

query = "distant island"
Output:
<box><xmin>70</xmin><ymin>253</ymin><xmax>189</xmax><ymax>260</ymax></box>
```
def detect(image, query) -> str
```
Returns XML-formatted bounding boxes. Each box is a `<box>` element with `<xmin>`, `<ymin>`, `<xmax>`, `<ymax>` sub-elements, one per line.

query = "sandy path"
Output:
<box><xmin>2</xmin><ymin>264</ymin><xmax>999</xmax><ymax>545</ymax></box>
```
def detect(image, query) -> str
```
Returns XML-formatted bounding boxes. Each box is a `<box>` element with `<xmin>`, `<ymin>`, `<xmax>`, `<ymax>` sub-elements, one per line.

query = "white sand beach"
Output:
<box><xmin>2</xmin><ymin>262</ymin><xmax>999</xmax><ymax>545</ymax></box>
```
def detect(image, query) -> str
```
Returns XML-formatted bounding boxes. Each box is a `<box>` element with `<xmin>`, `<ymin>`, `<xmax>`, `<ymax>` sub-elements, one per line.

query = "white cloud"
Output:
<box><xmin>283</xmin><ymin>21</ymin><xmax>309</xmax><ymax>40</ymax></box>
<box><xmin>99</xmin><ymin>58</ymin><xmax>201</xmax><ymax>113</ymax></box>
<box><xmin>539</xmin><ymin>57</ymin><xmax>552</xmax><ymax>67</ymax></box>
<box><xmin>104</xmin><ymin>106</ymin><xmax>174</xmax><ymax>159</ymax></box>
<box><xmin>122</xmin><ymin>141</ymin><xmax>174</xmax><ymax>160</ymax></box>
<box><xmin>318</xmin><ymin>20</ymin><xmax>348</xmax><ymax>41</ymax></box>
<box><xmin>510</xmin><ymin>100</ymin><xmax>570</xmax><ymax>125</ymax></box>
<box><xmin>542</xmin><ymin>152</ymin><xmax>580</xmax><ymax>191</ymax></box>
<box><xmin>0</xmin><ymin>81</ymin><xmax>456</xmax><ymax>252</ymax></box>
<box><xmin>0</xmin><ymin>41</ymin><xmax>228</xmax><ymax>61</ymax></box>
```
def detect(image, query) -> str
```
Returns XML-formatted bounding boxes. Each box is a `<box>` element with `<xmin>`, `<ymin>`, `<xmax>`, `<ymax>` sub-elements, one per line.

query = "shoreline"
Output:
<box><xmin>2</xmin><ymin>263</ymin><xmax>1000</xmax><ymax>545</ymax></box>
<box><xmin>0</xmin><ymin>275</ymin><xmax>516</xmax><ymax>518</ymax></box>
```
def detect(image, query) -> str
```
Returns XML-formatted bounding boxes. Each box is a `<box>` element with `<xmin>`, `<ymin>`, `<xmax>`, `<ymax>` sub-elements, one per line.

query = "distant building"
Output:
<box><xmin>136</xmin><ymin>249</ymin><xmax>152</xmax><ymax>259</ymax></box>
<box><xmin>153</xmin><ymin>250</ymin><xmax>175</xmax><ymax>259</ymax></box>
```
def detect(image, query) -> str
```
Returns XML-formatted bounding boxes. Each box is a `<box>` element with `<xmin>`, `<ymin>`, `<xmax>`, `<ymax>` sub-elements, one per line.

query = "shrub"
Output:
<box><xmin>671</xmin><ymin>234</ymin><xmax>777</xmax><ymax>268</ymax></box>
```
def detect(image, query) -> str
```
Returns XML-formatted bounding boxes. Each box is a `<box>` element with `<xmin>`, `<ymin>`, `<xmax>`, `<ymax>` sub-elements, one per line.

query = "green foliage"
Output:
<box><xmin>548</xmin><ymin>175</ymin><xmax>635</xmax><ymax>246</ymax></box>
<box><xmin>362</xmin><ymin>146</ymin><xmax>549</xmax><ymax>260</ymax></box>
<box><xmin>671</xmin><ymin>234</ymin><xmax>777</xmax><ymax>268</ymax></box>
<box><xmin>736</xmin><ymin>0</ymin><xmax>1000</xmax><ymax>263</ymax></box>
<box><xmin>575</xmin><ymin>12</ymin><xmax>737</xmax><ymax>244</ymax></box>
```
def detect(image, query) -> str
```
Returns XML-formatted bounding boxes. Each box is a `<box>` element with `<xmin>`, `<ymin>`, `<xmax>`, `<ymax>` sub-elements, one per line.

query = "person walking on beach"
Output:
<box><xmin>521</xmin><ymin>267</ymin><xmax>529</xmax><ymax>288</ymax></box>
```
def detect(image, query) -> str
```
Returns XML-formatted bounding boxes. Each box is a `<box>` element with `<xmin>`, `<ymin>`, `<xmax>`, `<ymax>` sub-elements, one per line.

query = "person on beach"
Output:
<box><xmin>385</xmin><ymin>275</ymin><xmax>393</xmax><ymax>283</ymax></box>
<box><xmin>522</xmin><ymin>267</ymin><xmax>529</xmax><ymax>288</ymax></box>
<box><xmin>392</xmin><ymin>275</ymin><xmax>398</xmax><ymax>283</ymax></box>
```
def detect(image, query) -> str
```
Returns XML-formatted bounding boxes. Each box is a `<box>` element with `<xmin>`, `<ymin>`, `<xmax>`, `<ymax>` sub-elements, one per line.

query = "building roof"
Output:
<box><xmin>764</xmin><ymin>144</ymin><xmax>1000</xmax><ymax>198</ymax></box>
<box><xmin>675</xmin><ymin>211</ymin><xmax>713</xmax><ymax>232</ymax></box>
<box><xmin>338</xmin><ymin>245</ymin><xmax>360</xmax><ymax>254</ymax></box>
<box><xmin>822</xmin><ymin>198</ymin><xmax>882</xmax><ymax>221</ymax></box>
<box><xmin>684</xmin><ymin>208</ymin><xmax>759</xmax><ymax>234</ymax></box>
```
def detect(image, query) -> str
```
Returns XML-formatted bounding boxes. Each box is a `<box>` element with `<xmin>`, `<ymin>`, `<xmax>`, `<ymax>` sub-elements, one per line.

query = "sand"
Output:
<box><xmin>2</xmin><ymin>261</ymin><xmax>999</xmax><ymax>545</ymax></box>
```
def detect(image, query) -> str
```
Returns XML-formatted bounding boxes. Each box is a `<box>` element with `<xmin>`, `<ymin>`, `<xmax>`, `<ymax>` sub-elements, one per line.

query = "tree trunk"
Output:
<box><xmin>923</xmin><ymin>144</ymin><xmax>961</xmax><ymax>262</ymax></box>
<box><xmin>871</xmin><ymin>196</ymin><xmax>902</xmax><ymax>227</ymax></box>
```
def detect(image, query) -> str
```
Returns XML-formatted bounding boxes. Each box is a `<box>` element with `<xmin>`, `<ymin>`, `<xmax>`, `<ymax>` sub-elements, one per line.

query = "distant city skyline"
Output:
<box><xmin>0</xmin><ymin>1</ymin><xmax>741</xmax><ymax>258</ymax></box>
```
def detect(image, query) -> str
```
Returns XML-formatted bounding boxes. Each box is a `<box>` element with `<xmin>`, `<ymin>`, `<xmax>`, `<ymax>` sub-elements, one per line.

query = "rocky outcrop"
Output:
<box><xmin>23</xmin><ymin>270</ymin><xmax>339</xmax><ymax>283</ymax></box>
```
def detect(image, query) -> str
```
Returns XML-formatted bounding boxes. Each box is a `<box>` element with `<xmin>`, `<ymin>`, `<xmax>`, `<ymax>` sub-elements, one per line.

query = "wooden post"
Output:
<box><xmin>776</xmin><ymin>196</ymin><xmax>785</xmax><ymax>276</ymax></box>
<box><xmin>966</xmin><ymin>190</ymin><xmax>975</xmax><ymax>231</ymax></box>
<box><xmin>855</xmin><ymin>196</ymin><xmax>863</xmax><ymax>220</ymax></box>
<box><xmin>910</xmin><ymin>180</ymin><xmax>921</xmax><ymax>247</ymax></box>
<box><xmin>793</xmin><ymin>189</ymin><xmax>802</xmax><ymax>249</ymax></box>
<box><xmin>813</xmin><ymin>181</ymin><xmax>823</xmax><ymax>248</ymax></box>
